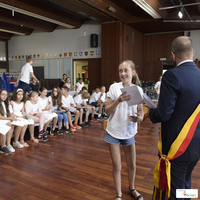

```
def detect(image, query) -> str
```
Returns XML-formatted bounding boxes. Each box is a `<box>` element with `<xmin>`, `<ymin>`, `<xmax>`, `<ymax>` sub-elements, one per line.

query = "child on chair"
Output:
<box><xmin>10</xmin><ymin>88</ymin><xmax>35</xmax><ymax>147</ymax></box>
<box><xmin>25</xmin><ymin>91</ymin><xmax>48</xmax><ymax>142</ymax></box>
<box><xmin>38</xmin><ymin>87</ymin><xmax>58</xmax><ymax>136</ymax></box>
<box><xmin>48</xmin><ymin>87</ymin><xmax>74</xmax><ymax>135</ymax></box>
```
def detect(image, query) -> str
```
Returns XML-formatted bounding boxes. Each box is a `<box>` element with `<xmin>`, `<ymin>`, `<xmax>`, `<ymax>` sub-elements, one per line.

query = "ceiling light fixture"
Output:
<box><xmin>0</xmin><ymin>3</ymin><xmax>75</xmax><ymax>28</ymax></box>
<box><xmin>132</xmin><ymin>0</ymin><xmax>161</xmax><ymax>19</ymax></box>
<box><xmin>107</xmin><ymin>6</ymin><xmax>116</xmax><ymax>13</ymax></box>
<box><xmin>178</xmin><ymin>11</ymin><xmax>183</xmax><ymax>18</ymax></box>
<box><xmin>178</xmin><ymin>6</ymin><xmax>184</xmax><ymax>18</ymax></box>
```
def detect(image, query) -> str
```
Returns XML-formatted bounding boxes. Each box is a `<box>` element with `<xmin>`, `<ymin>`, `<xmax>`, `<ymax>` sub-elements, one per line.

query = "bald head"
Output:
<box><xmin>171</xmin><ymin>36</ymin><xmax>194</xmax><ymax>59</ymax></box>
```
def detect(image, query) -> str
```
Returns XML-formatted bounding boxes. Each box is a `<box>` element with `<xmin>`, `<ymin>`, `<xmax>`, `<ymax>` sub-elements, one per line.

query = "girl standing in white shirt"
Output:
<box><xmin>105</xmin><ymin>60</ymin><xmax>144</xmax><ymax>200</ymax></box>
<box><xmin>38</xmin><ymin>87</ymin><xmax>58</xmax><ymax>135</ymax></box>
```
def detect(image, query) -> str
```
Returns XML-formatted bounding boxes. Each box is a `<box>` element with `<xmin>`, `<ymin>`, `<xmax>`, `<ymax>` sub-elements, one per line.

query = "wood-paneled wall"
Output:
<box><xmin>101</xmin><ymin>22</ymin><xmax>143</xmax><ymax>91</ymax></box>
<box><xmin>0</xmin><ymin>40</ymin><xmax>9</xmax><ymax>71</ymax></box>
<box><xmin>143</xmin><ymin>32</ymin><xmax>183</xmax><ymax>82</ymax></box>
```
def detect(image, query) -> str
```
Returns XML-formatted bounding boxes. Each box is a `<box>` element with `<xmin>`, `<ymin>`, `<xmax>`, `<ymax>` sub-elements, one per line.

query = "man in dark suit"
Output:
<box><xmin>149</xmin><ymin>36</ymin><xmax>200</xmax><ymax>200</ymax></box>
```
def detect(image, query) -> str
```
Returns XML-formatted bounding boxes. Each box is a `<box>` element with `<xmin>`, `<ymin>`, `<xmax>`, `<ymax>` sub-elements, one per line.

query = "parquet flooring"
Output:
<box><xmin>0</xmin><ymin>118</ymin><xmax>199</xmax><ymax>200</ymax></box>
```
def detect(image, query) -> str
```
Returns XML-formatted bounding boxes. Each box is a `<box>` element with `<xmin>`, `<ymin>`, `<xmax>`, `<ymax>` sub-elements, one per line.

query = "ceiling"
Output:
<box><xmin>0</xmin><ymin>0</ymin><xmax>200</xmax><ymax>40</ymax></box>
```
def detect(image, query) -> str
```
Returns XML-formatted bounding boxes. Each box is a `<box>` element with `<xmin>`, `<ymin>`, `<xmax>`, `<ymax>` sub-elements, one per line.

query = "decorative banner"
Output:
<box><xmin>74</xmin><ymin>52</ymin><xmax>77</xmax><ymax>56</ymax></box>
<box><xmin>69</xmin><ymin>52</ymin><xmax>72</xmax><ymax>57</ymax></box>
<box><xmin>50</xmin><ymin>53</ymin><xmax>53</xmax><ymax>58</ymax></box>
<box><xmin>85</xmin><ymin>51</ymin><xmax>88</xmax><ymax>56</ymax></box>
<box><xmin>12</xmin><ymin>56</ymin><xmax>14</xmax><ymax>60</ymax></box>
<box><xmin>15</xmin><ymin>56</ymin><xmax>17</xmax><ymax>59</ymax></box>
<box><xmin>90</xmin><ymin>51</ymin><xmax>94</xmax><ymax>56</ymax></box>
<box><xmin>96</xmin><ymin>50</ymin><xmax>100</xmax><ymax>55</ymax></box>
<box><xmin>79</xmin><ymin>52</ymin><xmax>83</xmax><ymax>57</ymax></box>
<box><xmin>54</xmin><ymin>53</ymin><xmax>57</xmax><ymax>57</ymax></box>
<box><xmin>64</xmin><ymin>52</ymin><xmax>67</xmax><ymax>57</ymax></box>
<box><xmin>59</xmin><ymin>53</ymin><xmax>62</xmax><ymax>57</ymax></box>
<box><xmin>45</xmin><ymin>53</ymin><xmax>48</xmax><ymax>58</ymax></box>
<box><xmin>22</xmin><ymin>55</ymin><xmax>25</xmax><ymax>59</ymax></box>
<box><xmin>41</xmin><ymin>54</ymin><xmax>44</xmax><ymax>58</ymax></box>
<box><xmin>33</xmin><ymin>54</ymin><xmax>36</xmax><ymax>58</ymax></box>
<box><xmin>37</xmin><ymin>54</ymin><xmax>40</xmax><ymax>59</ymax></box>
<box><xmin>18</xmin><ymin>56</ymin><xmax>21</xmax><ymax>59</ymax></box>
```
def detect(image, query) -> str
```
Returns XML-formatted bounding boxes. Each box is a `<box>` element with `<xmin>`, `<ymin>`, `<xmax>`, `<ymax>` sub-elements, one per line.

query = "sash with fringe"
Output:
<box><xmin>152</xmin><ymin>104</ymin><xmax>200</xmax><ymax>200</ymax></box>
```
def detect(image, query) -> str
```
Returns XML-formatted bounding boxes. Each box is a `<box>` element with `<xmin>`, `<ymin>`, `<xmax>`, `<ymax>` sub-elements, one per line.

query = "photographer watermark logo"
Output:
<box><xmin>176</xmin><ymin>189</ymin><xmax>198</xmax><ymax>198</ymax></box>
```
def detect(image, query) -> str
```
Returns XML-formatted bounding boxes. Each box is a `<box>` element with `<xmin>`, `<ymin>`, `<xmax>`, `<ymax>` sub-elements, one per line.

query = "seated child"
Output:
<box><xmin>59</xmin><ymin>73</ymin><xmax>67</xmax><ymax>89</ymax></box>
<box><xmin>38</xmin><ymin>87</ymin><xmax>58</xmax><ymax>135</ymax></box>
<box><xmin>75</xmin><ymin>78</ymin><xmax>84</xmax><ymax>94</ymax></box>
<box><xmin>89</xmin><ymin>86</ymin><xmax>105</xmax><ymax>121</ymax></box>
<box><xmin>30</xmin><ymin>77</ymin><xmax>39</xmax><ymax>92</ymax></box>
<box><xmin>74</xmin><ymin>92</ymin><xmax>94</xmax><ymax>127</ymax></box>
<box><xmin>10</xmin><ymin>88</ymin><xmax>35</xmax><ymax>147</ymax></box>
<box><xmin>61</xmin><ymin>86</ymin><xmax>81</xmax><ymax>131</ymax></box>
<box><xmin>48</xmin><ymin>87</ymin><xmax>74</xmax><ymax>135</ymax></box>
<box><xmin>0</xmin><ymin>89</ymin><xmax>23</xmax><ymax>154</ymax></box>
<box><xmin>25</xmin><ymin>91</ymin><xmax>49</xmax><ymax>142</ymax></box>
<box><xmin>64</xmin><ymin>77</ymin><xmax>75</xmax><ymax>91</ymax></box>
<box><xmin>100</xmin><ymin>86</ymin><xmax>108</xmax><ymax>118</ymax></box>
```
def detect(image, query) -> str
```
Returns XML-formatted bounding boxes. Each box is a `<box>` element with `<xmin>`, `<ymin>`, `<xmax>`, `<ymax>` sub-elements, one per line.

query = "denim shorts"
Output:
<box><xmin>104</xmin><ymin>132</ymin><xmax>135</xmax><ymax>146</ymax></box>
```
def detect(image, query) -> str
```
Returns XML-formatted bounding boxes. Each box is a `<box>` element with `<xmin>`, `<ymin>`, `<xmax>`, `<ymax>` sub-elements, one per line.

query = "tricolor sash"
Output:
<box><xmin>153</xmin><ymin>104</ymin><xmax>200</xmax><ymax>200</ymax></box>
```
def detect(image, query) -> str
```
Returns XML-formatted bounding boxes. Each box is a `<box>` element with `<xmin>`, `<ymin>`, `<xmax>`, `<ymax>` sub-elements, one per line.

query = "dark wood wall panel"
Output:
<box><xmin>88</xmin><ymin>58</ymin><xmax>101</xmax><ymax>94</ymax></box>
<box><xmin>101</xmin><ymin>22</ymin><xmax>119</xmax><ymax>90</ymax></box>
<box><xmin>101</xmin><ymin>22</ymin><xmax>143</xmax><ymax>91</ymax></box>
<box><xmin>143</xmin><ymin>32</ymin><xmax>183</xmax><ymax>82</ymax></box>
<box><xmin>123</xmin><ymin>24</ymin><xmax>143</xmax><ymax>80</ymax></box>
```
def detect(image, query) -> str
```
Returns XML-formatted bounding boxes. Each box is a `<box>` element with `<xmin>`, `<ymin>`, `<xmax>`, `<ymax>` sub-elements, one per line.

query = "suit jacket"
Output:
<box><xmin>149</xmin><ymin>61</ymin><xmax>200</xmax><ymax>161</ymax></box>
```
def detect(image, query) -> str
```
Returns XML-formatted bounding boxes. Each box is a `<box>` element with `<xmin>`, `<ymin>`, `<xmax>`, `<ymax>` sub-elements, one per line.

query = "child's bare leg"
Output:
<box><xmin>79</xmin><ymin>109</ymin><xmax>83</xmax><ymax>124</ymax></box>
<box><xmin>28</xmin><ymin>124</ymin><xmax>35</xmax><ymax>138</ymax></box>
<box><xmin>44</xmin><ymin>119</ymin><xmax>52</xmax><ymax>131</ymax></box>
<box><xmin>52</xmin><ymin>116</ymin><xmax>58</xmax><ymax>130</ymax></box>
<box><xmin>74</xmin><ymin>110</ymin><xmax>79</xmax><ymax>124</ymax></box>
<box><xmin>19</xmin><ymin>124</ymin><xmax>28</xmax><ymax>142</ymax></box>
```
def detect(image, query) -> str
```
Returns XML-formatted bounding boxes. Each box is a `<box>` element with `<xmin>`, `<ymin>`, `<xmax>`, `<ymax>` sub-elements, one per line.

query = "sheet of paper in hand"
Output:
<box><xmin>23</xmin><ymin>111</ymin><xmax>32</xmax><ymax>120</ymax></box>
<box><xmin>0</xmin><ymin>123</ymin><xmax>11</xmax><ymax>135</ymax></box>
<box><xmin>69</xmin><ymin>106</ymin><xmax>76</xmax><ymax>112</ymax></box>
<box><xmin>46</xmin><ymin>104</ymin><xmax>55</xmax><ymax>112</ymax></box>
<box><xmin>120</xmin><ymin>85</ymin><xmax>143</xmax><ymax>106</ymax></box>
<box><xmin>143</xmin><ymin>93</ymin><xmax>157</xmax><ymax>109</ymax></box>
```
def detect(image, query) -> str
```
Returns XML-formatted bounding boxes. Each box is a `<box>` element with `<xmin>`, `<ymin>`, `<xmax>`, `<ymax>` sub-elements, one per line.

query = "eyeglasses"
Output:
<box><xmin>1</xmin><ymin>94</ymin><xmax>7</xmax><ymax>96</ymax></box>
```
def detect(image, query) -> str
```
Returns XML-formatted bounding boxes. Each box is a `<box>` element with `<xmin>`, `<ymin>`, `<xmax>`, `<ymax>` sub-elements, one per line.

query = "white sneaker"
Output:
<box><xmin>13</xmin><ymin>141</ymin><xmax>24</xmax><ymax>149</ymax></box>
<box><xmin>7</xmin><ymin>144</ymin><xmax>16</xmax><ymax>152</ymax></box>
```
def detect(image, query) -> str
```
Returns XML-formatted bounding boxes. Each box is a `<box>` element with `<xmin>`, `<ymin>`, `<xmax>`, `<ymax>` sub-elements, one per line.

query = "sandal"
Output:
<box><xmin>129</xmin><ymin>187</ymin><xmax>143</xmax><ymax>200</ymax></box>
<box><xmin>30</xmin><ymin>137</ymin><xmax>39</xmax><ymax>143</ymax></box>
<box><xmin>20</xmin><ymin>141</ymin><xmax>29</xmax><ymax>147</ymax></box>
<box><xmin>115</xmin><ymin>196</ymin><xmax>122</xmax><ymax>199</ymax></box>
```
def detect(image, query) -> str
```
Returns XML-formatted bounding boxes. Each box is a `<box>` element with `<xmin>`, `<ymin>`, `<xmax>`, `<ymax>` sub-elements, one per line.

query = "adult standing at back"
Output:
<box><xmin>149</xmin><ymin>36</ymin><xmax>200</xmax><ymax>200</ymax></box>
<box><xmin>15</xmin><ymin>55</ymin><xmax>39</xmax><ymax>93</ymax></box>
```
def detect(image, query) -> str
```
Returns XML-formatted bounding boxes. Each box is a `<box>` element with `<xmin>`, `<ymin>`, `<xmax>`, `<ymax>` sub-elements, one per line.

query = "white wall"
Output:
<box><xmin>8</xmin><ymin>24</ymin><xmax>101</xmax><ymax>78</ymax></box>
<box><xmin>184</xmin><ymin>30</ymin><xmax>200</xmax><ymax>60</ymax></box>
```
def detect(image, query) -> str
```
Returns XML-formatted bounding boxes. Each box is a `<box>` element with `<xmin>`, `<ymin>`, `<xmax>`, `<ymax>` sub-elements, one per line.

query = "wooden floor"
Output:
<box><xmin>0</xmin><ymin>118</ymin><xmax>199</xmax><ymax>200</ymax></box>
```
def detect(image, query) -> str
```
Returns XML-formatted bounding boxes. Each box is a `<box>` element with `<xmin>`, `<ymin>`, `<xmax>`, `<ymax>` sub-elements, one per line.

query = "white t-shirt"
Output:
<box><xmin>25</xmin><ymin>100</ymin><xmax>38</xmax><ymax>115</ymax></box>
<box><xmin>89</xmin><ymin>92</ymin><xmax>101</xmax><ymax>104</ymax></box>
<box><xmin>106</xmin><ymin>82</ymin><xmax>143</xmax><ymax>139</ymax></box>
<box><xmin>76</xmin><ymin>82</ymin><xmax>84</xmax><ymax>93</ymax></box>
<box><xmin>74</xmin><ymin>94</ymin><xmax>84</xmax><ymax>106</ymax></box>
<box><xmin>62</xmin><ymin>95</ymin><xmax>75</xmax><ymax>108</ymax></box>
<box><xmin>154</xmin><ymin>81</ymin><xmax>161</xmax><ymax>94</ymax></box>
<box><xmin>100</xmin><ymin>92</ymin><xmax>106</xmax><ymax>102</ymax></box>
<box><xmin>20</xmin><ymin>63</ymin><xmax>33</xmax><ymax>84</ymax></box>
